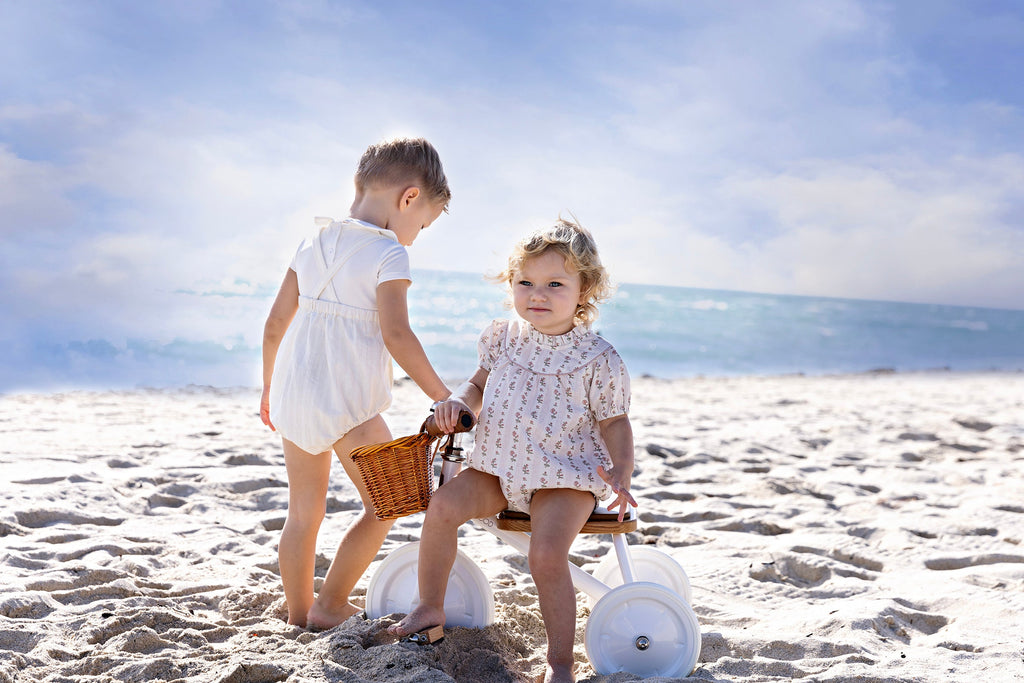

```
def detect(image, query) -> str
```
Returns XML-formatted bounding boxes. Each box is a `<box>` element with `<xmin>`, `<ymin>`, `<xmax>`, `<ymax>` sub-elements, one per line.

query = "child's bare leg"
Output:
<box><xmin>279</xmin><ymin>439</ymin><xmax>333</xmax><ymax>627</ymax></box>
<box><xmin>387</xmin><ymin>468</ymin><xmax>506</xmax><ymax>636</ymax></box>
<box><xmin>307</xmin><ymin>415</ymin><xmax>394</xmax><ymax>629</ymax></box>
<box><xmin>528</xmin><ymin>489</ymin><xmax>595</xmax><ymax>683</ymax></box>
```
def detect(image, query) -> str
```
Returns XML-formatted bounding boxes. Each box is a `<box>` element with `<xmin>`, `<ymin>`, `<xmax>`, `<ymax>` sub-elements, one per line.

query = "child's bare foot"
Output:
<box><xmin>386</xmin><ymin>604</ymin><xmax>446</xmax><ymax>637</ymax></box>
<box><xmin>540</xmin><ymin>662</ymin><xmax>575</xmax><ymax>683</ymax></box>
<box><xmin>306</xmin><ymin>600</ymin><xmax>362</xmax><ymax>631</ymax></box>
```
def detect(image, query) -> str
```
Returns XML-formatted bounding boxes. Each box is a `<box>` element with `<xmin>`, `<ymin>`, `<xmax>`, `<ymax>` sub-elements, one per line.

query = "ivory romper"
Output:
<box><xmin>269</xmin><ymin>218</ymin><xmax>411</xmax><ymax>454</ymax></box>
<box><xmin>467</xmin><ymin>318</ymin><xmax>631</xmax><ymax>512</ymax></box>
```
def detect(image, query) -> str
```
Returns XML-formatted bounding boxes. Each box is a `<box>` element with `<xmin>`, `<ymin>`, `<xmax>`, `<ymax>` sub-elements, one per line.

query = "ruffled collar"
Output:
<box><xmin>502</xmin><ymin>318</ymin><xmax>611</xmax><ymax>375</ymax></box>
<box><xmin>523</xmin><ymin>320</ymin><xmax>593</xmax><ymax>349</ymax></box>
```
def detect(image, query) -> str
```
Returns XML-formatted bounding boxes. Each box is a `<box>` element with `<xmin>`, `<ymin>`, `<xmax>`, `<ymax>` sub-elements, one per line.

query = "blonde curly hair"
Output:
<box><xmin>496</xmin><ymin>217</ymin><xmax>613</xmax><ymax>326</ymax></box>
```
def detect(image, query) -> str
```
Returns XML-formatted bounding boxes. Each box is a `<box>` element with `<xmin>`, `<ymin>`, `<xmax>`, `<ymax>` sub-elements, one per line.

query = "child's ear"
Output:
<box><xmin>399</xmin><ymin>186</ymin><xmax>421</xmax><ymax>210</ymax></box>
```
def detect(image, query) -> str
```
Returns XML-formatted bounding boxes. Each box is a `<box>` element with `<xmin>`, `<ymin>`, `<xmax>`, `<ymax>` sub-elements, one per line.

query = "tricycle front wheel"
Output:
<box><xmin>365</xmin><ymin>541</ymin><xmax>495</xmax><ymax>628</ymax></box>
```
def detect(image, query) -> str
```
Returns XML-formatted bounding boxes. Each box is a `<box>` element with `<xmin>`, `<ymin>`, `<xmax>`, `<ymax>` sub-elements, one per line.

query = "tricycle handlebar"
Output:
<box><xmin>423</xmin><ymin>410</ymin><xmax>476</xmax><ymax>437</ymax></box>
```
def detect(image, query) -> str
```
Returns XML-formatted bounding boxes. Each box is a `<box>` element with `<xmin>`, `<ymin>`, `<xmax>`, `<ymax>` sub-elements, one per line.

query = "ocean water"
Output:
<box><xmin>3</xmin><ymin>269</ymin><xmax>1022</xmax><ymax>392</ymax></box>
<box><xmin>411</xmin><ymin>271</ymin><xmax>1024</xmax><ymax>380</ymax></box>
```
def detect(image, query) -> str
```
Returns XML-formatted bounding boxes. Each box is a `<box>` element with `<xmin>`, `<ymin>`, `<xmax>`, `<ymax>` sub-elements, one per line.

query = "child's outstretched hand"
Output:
<box><xmin>597</xmin><ymin>465</ymin><xmax>637</xmax><ymax>522</ymax></box>
<box><xmin>260</xmin><ymin>386</ymin><xmax>276</xmax><ymax>431</ymax></box>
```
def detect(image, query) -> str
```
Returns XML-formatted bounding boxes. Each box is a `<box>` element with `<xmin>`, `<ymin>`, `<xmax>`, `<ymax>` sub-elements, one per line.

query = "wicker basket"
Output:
<box><xmin>350</xmin><ymin>429</ymin><xmax>448</xmax><ymax>520</ymax></box>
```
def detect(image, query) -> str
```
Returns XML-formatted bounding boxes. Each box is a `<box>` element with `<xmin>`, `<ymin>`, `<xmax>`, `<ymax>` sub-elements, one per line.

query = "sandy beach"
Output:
<box><xmin>2</xmin><ymin>372</ymin><xmax>1023</xmax><ymax>682</ymax></box>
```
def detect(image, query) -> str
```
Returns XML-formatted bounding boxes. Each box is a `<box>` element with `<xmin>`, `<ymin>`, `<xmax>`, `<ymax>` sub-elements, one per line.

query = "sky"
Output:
<box><xmin>2</xmin><ymin>0</ymin><xmax>1023</xmax><ymax>384</ymax></box>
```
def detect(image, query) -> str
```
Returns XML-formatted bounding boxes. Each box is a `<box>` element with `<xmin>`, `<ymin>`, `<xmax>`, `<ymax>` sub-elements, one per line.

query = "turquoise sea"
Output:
<box><xmin>3</xmin><ymin>270</ymin><xmax>1023</xmax><ymax>392</ymax></box>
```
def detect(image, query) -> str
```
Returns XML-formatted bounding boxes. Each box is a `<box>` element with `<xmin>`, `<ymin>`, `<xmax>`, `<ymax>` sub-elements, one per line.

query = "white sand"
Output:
<box><xmin>1</xmin><ymin>373</ymin><xmax>1023</xmax><ymax>682</ymax></box>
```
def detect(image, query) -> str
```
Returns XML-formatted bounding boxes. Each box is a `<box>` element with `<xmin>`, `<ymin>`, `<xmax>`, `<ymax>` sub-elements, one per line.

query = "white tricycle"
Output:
<box><xmin>353</xmin><ymin>412</ymin><xmax>701</xmax><ymax>678</ymax></box>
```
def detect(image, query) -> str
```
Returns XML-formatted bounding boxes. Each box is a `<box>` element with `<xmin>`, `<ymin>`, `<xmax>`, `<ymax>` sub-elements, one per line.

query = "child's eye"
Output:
<box><xmin>549</xmin><ymin>282</ymin><xmax>562</xmax><ymax>288</ymax></box>
<box><xmin>517</xmin><ymin>280</ymin><xmax>532</xmax><ymax>287</ymax></box>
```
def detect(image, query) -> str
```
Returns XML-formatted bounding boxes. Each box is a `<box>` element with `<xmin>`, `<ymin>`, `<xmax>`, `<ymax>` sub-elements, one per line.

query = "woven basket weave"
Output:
<box><xmin>350</xmin><ymin>429</ymin><xmax>446</xmax><ymax>520</ymax></box>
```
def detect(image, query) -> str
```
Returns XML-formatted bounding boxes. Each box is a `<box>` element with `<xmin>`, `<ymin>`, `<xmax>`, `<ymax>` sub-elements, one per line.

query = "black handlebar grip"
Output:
<box><xmin>424</xmin><ymin>409</ymin><xmax>477</xmax><ymax>437</ymax></box>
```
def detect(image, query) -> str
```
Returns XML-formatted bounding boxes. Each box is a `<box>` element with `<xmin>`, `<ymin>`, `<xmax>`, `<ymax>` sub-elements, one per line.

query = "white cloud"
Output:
<box><xmin>0</xmin><ymin>145</ymin><xmax>77</xmax><ymax>233</ymax></box>
<box><xmin>3</xmin><ymin>0</ymin><xmax>1024</xmax><ymax>374</ymax></box>
<box><xmin>706</xmin><ymin>154</ymin><xmax>1024</xmax><ymax>307</ymax></box>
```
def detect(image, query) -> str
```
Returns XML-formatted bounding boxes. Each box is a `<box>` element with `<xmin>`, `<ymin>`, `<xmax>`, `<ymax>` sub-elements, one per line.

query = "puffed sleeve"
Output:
<box><xmin>477</xmin><ymin>319</ymin><xmax>508</xmax><ymax>372</ymax></box>
<box><xmin>588</xmin><ymin>347</ymin><xmax>631</xmax><ymax>420</ymax></box>
<box><xmin>288</xmin><ymin>236</ymin><xmax>310</xmax><ymax>272</ymax></box>
<box><xmin>376</xmin><ymin>243</ymin><xmax>412</xmax><ymax>285</ymax></box>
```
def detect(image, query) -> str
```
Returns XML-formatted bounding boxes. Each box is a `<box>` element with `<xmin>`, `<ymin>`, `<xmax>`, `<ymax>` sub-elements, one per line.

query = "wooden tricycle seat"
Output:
<box><xmin>496</xmin><ymin>506</ymin><xmax>637</xmax><ymax>534</ymax></box>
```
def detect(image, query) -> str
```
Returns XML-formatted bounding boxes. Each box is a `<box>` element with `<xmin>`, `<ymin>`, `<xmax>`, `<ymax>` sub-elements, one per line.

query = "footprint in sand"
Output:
<box><xmin>14</xmin><ymin>509</ymin><xmax>124</xmax><ymax>529</ymax></box>
<box><xmin>898</xmin><ymin>432</ymin><xmax>940</xmax><ymax>442</ymax></box>
<box><xmin>749</xmin><ymin>555</ymin><xmax>832</xmax><ymax>588</ymax></box>
<box><xmin>0</xmin><ymin>625</ymin><xmax>46</xmax><ymax>653</ymax></box>
<box><xmin>869</xmin><ymin>602</ymin><xmax>950</xmax><ymax>642</ymax></box>
<box><xmin>148</xmin><ymin>493</ymin><xmax>188</xmax><ymax>509</ymax></box>
<box><xmin>107</xmin><ymin>457</ymin><xmax>140</xmax><ymax>468</ymax></box>
<box><xmin>809</xmin><ymin>598</ymin><xmax>951</xmax><ymax>652</ymax></box>
<box><xmin>218</xmin><ymin>587</ymin><xmax>282</xmax><ymax>622</ymax></box>
<box><xmin>25</xmin><ymin>566</ymin><xmax>133</xmax><ymax>592</ymax></box>
<box><xmin>49</xmin><ymin>539</ymin><xmax>163</xmax><ymax>563</ymax></box>
<box><xmin>790</xmin><ymin>544</ymin><xmax>883</xmax><ymax>579</ymax></box>
<box><xmin>224</xmin><ymin>453</ymin><xmax>276</xmax><ymax>466</ymax></box>
<box><xmin>944</xmin><ymin>441</ymin><xmax>988</xmax><ymax>454</ymax></box>
<box><xmin>260</xmin><ymin>516</ymin><xmax>286</xmax><ymax>531</ymax></box>
<box><xmin>227</xmin><ymin>478</ymin><xmax>287</xmax><ymax>494</ymax></box>
<box><xmin>103</xmin><ymin>625</ymin><xmax>178</xmax><ymax>654</ymax></box>
<box><xmin>766</xmin><ymin>480</ymin><xmax>836</xmax><ymax>503</ymax></box>
<box><xmin>906</xmin><ymin>528</ymin><xmax>938</xmax><ymax>539</ymax></box>
<box><xmin>646</xmin><ymin>443</ymin><xmax>686</xmax><ymax>458</ymax></box>
<box><xmin>9</xmin><ymin>476</ymin><xmax>66</xmax><ymax>485</ymax></box>
<box><xmin>131</xmin><ymin>441</ymin><xmax>171</xmax><ymax>449</ymax></box>
<box><xmin>654</xmin><ymin>487</ymin><xmax>697</xmax><ymax>501</ymax></box>
<box><xmin>37</xmin><ymin>532</ymin><xmax>91</xmax><ymax>544</ymax></box>
<box><xmin>953</xmin><ymin>417</ymin><xmax>994</xmax><ymax>432</ymax></box>
<box><xmin>0</xmin><ymin>549</ymin><xmax>49</xmax><ymax>570</ymax></box>
<box><xmin>0</xmin><ymin>591</ymin><xmax>63</xmax><ymax>619</ymax></box>
<box><xmin>83</xmin><ymin>605</ymin><xmax>230</xmax><ymax>649</ymax></box>
<box><xmin>923</xmin><ymin>553</ymin><xmax>1024</xmax><ymax>571</ymax></box>
<box><xmin>326</xmin><ymin>496</ymin><xmax>362</xmax><ymax>513</ymax></box>
<box><xmin>750</xmin><ymin>543</ymin><xmax>884</xmax><ymax>588</ymax></box>
<box><xmin>218</xmin><ymin>662</ymin><xmax>293</xmax><ymax>683</ymax></box>
<box><xmin>711</xmin><ymin>519</ymin><xmax>792</xmax><ymax>536</ymax></box>
<box><xmin>701</xmin><ymin>630</ymin><xmax>860</xmax><ymax>665</ymax></box>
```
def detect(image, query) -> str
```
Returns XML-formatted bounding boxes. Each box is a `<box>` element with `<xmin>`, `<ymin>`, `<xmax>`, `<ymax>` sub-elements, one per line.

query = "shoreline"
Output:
<box><xmin>4</xmin><ymin>365</ymin><xmax>1024</xmax><ymax>399</ymax></box>
<box><xmin>2</xmin><ymin>373</ymin><xmax>1023</xmax><ymax>681</ymax></box>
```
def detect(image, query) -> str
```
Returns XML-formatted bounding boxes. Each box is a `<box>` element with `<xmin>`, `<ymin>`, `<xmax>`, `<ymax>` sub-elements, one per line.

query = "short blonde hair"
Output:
<box><xmin>497</xmin><ymin>217</ymin><xmax>613</xmax><ymax>325</ymax></box>
<box><xmin>355</xmin><ymin>137</ymin><xmax>451</xmax><ymax>210</ymax></box>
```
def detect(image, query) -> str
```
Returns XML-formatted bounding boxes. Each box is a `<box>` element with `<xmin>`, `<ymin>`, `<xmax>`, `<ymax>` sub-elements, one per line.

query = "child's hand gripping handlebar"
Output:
<box><xmin>423</xmin><ymin>410</ymin><xmax>476</xmax><ymax>437</ymax></box>
<box><xmin>425</xmin><ymin>409</ymin><xmax>476</xmax><ymax>487</ymax></box>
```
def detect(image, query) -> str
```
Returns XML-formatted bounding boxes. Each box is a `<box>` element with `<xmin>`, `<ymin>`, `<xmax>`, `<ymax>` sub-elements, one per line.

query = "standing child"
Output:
<box><xmin>389</xmin><ymin>219</ymin><xmax>637</xmax><ymax>683</ymax></box>
<box><xmin>261</xmin><ymin>137</ymin><xmax>453</xmax><ymax>629</ymax></box>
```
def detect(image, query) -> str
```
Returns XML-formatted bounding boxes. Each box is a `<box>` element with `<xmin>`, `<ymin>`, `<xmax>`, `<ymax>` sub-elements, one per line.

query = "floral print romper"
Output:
<box><xmin>467</xmin><ymin>319</ymin><xmax>631</xmax><ymax>512</ymax></box>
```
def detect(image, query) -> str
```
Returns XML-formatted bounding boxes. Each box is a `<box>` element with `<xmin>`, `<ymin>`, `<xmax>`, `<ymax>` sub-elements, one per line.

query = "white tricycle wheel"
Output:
<box><xmin>585</xmin><ymin>581</ymin><xmax>701</xmax><ymax>678</ymax></box>
<box><xmin>588</xmin><ymin>546</ymin><xmax>692</xmax><ymax>607</ymax></box>
<box><xmin>365</xmin><ymin>541</ymin><xmax>494</xmax><ymax>628</ymax></box>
